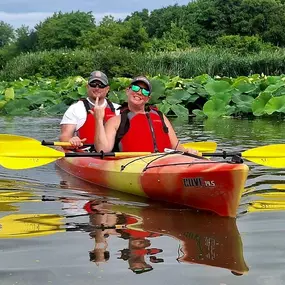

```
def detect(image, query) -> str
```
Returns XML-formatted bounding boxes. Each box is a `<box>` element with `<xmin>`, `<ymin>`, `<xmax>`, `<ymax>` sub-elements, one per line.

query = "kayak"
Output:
<box><xmin>56</xmin><ymin>149</ymin><xmax>249</xmax><ymax>218</ymax></box>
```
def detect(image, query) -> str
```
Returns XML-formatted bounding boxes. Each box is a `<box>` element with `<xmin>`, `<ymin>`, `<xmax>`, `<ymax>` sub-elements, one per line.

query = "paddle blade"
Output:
<box><xmin>247</xmin><ymin>200</ymin><xmax>285</xmax><ymax>213</ymax></box>
<box><xmin>0</xmin><ymin>134</ymin><xmax>40</xmax><ymax>144</ymax></box>
<box><xmin>0</xmin><ymin>143</ymin><xmax>64</xmax><ymax>169</ymax></box>
<box><xmin>242</xmin><ymin>144</ymin><xmax>285</xmax><ymax>168</ymax></box>
<box><xmin>182</xmin><ymin>141</ymin><xmax>217</xmax><ymax>153</ymax></box>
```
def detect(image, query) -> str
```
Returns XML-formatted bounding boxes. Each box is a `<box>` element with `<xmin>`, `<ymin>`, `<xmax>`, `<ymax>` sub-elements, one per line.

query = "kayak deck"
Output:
<box><xmin>56</xmin><ymin>150</ymin><xmax>249</xmax><ymax>217</ymax></box>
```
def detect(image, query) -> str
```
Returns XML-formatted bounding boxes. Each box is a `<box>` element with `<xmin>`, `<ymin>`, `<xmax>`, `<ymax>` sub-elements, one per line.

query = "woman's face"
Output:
<box><xmin>127</xmin><ymin>81</ymin><xmax>150</xmax><ymax>107</ymax></box>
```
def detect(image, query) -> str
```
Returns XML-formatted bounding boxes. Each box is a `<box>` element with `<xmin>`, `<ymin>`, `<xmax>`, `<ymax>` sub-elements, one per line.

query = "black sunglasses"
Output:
<box><xmin>89</xmin><ymin>82</ymin><xmax>107</xmax><ymax>88</ymax></box>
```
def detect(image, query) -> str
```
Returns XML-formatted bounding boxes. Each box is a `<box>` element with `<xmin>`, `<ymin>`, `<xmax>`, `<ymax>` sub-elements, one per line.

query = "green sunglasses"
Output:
<box><xmin>131</xmin><ymin>85</ymin><xmax>150</xmax><ymax>96</ymax></box>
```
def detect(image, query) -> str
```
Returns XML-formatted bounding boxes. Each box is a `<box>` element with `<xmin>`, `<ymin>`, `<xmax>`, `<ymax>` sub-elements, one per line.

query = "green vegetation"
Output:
<box><xmin>1</xmin><ymin>1</ymin><xmax>285</xmax><ymax>118</ymax></box>
<box><xmin>1</xmin><ymin>0</ymin><xmax>285</xmax><ymax>80</ymax></box>
<box><xmin>1</xmin><ymin>74</ymin><xmax>285</xmax><ymax>119</ymax></box>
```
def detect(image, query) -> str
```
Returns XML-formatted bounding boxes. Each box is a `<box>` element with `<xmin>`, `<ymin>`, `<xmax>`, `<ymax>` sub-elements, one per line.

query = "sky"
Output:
<box><xmin>0</xmin><ymin>0</ymin><xmax>190</xmax><ymax>29</ymax></box>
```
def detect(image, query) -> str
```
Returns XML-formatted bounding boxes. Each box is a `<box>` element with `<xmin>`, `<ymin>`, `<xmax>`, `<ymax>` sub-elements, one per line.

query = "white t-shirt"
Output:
<box><xmin>60</xmin><ymin>98</ymin><xmax>121</xmax><ymax>131</ymax></box>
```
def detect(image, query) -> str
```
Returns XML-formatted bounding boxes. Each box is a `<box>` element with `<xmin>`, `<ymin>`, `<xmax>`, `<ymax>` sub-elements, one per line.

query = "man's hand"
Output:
<box><xmin>69</xmin><ymin>136</ymin><xmax>87</xmax><ymax>148</ymax></box>
<box><xmin>89</xmin><ymin>97</ymin><xmax>106</xmax><ymax>121</ymax></box>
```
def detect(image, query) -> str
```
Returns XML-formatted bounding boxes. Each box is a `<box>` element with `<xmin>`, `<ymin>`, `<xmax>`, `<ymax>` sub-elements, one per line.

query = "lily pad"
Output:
<box><xmin>5</xmin><ymin>88</ymin><xmax>14</xmax><ymax>101</ymax></box>
<box><xmin>157</xmin><ymin>101</ymin><xmax>171</xmax><ymax>115</ymax></box>
<box><xmin>252</xmin><ymin>92</ymin><xmax>272</xmax><ymax>116</ymax></box>
<box><xmin>170</xmin><ymin>104</ymin><xmax>189</xmax><ymax>118</ymax></box>
<box><xmin>264</xmin><ymin>95</ymin><xmax>285</xmax><ymax>115</ymax></box>
<box><xmin>232</xmin><ymin>93</ymin><xmax>254</xmax><ymax>113</ymax></box>
<box><xmin>203</xmin><ymin>99</ymin><xmax>227</xmax><ymax>118</ymax></box>
<box><xmin>205</xmin><ymin>80</ymin><xmax>232</xmax><ymax>96</ymax></box>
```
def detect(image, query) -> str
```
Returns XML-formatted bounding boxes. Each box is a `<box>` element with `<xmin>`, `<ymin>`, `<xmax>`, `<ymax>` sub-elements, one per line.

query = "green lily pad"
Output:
<box><xmin>171</xmin><ymin>89</ymin><xmax>192</xmax><ymax>101</ymax></box>
<box><xmin>78</xmin><ymin>85</ymin><xmax>87</xmax><ymax>96</ymax></box>
<box><xmin>203</xmin><ymin>99</ymin><xmax>227</xmax><ymax>118</ymax></box>
<box><xmin>252</xmin><ymin>92</ymin><xmax>272</xmax><ymax>116</ymax></box>
<box><xmin>5</xmin><ymin>88</ymin><xmax>14</xmax><ymax>101</ymax></box>
<box><xmin>0</xmin><ymin>100</ymin><xmax>7</xmax><ymax>109</ymax></box>
<box><xmin>232</xmin><ymin>93</ymin><xmax>254</xmax><ymax>113</ymax></box>
<box><xmin>2</xmin><ymin>99</ymin><xmax>31</xmax><ymax>115</ymax></box>
<box><xmin>45</xmin><ymin>102</ymin><xmax>69</xmax><ymax>115</ymax></box>
<box><xmin>157</xmin><ymin>101</ymin><xmax>171</xmax><ymax>115</ymax></box>
<box><xmin>234</xmin><ymin>82</ymin><xmax>257</xmax><ymax>94</ymax></box>
<box><xmin>205</xmin><ymin>80</ymin><xmax>232</xmax><ymax>96</ymax></box>
<box><xmin>192</xmin><ymin>109</ymin><xmax>206</xmax><ymax>118</ymax></box>
<box><xmin>264</xmin><ymin>95</ymin><xmax>285</xmax><ymax>115</ymax></box>
<box><xmin>170</xmin><ymin>104</ymin><xmax>189</xmax><ymax>118</ymax></box>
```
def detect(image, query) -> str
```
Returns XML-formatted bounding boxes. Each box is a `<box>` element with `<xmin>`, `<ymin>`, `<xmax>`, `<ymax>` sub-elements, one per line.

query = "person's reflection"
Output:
<box><xmin>86</xmin><ymin>200</ymin><xmax>119</xmax><ymax>265</ymax></box>
<box><xmin>117</xmin><ymin>217</ymin><xmax>163</xmax><ymax>274</ymax></box>
<box><xmin>85</xmin><ymin>199</ymin><xmax>163</xmax><ymax>272</ymax></box>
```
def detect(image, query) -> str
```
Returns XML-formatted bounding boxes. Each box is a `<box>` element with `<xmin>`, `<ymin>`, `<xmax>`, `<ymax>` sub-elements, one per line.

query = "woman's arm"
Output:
<box><xmin>163</xmin><ymin>115</ymin><xmax>198</xmax><ymax>154</ymax></box>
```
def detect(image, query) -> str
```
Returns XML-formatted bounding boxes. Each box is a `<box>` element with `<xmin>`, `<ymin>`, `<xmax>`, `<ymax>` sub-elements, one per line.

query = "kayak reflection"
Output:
<box><xmin>56</xmin><ymin>166</ymin><xmax>249</xmax><ymax>274</ymax></box>
<box><xmin>85</xmin><ymin>199</ymin><xmax>249</xmax><ymax>275</ymax></box>
<box><xmin>0</xmin><ymin>192</ymin><xmax>248</xmax><ymax>275</ymax></box>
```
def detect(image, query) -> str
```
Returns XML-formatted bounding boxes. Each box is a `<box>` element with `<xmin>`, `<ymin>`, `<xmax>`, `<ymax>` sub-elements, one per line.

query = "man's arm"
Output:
<box><xmin>59</xmin><ymin>124</ymin><xmax>77</xmax><ymax>142</ymax></box>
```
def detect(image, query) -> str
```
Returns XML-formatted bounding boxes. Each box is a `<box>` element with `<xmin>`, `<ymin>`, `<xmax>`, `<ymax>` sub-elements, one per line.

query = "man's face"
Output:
<box><xmin>87</xmin><ymin>80</ymin><xmax>110</xmax><ymax>101</ymax></box>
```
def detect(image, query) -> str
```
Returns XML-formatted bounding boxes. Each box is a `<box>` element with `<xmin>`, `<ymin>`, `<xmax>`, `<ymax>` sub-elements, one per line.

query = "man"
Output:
<box><xmin>91</xmin><ymin>75</ymin><xmax>197</xmax><ymax>154</ymax></box>
<box><xmin>59</xmin><ymin>71</ymin><xmax>120</xmax><ymax>147</ymax></box>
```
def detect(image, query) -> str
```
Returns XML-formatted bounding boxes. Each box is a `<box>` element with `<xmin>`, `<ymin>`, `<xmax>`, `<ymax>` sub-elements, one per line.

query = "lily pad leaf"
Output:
<box><xmin>252</xmin><ymin>92</ymin><xmax>272</xmax><ymax>116</ymax></box>
<box><xmin>205</xmin><ymin>80</ymin><xmax>232</xmax><ymax>96</ymax></box>
<box><xmin>2</xmin><ymin>99</ymin><xmax>30</xmax><ymax>115</ymax></box>
<box><xmin>5</xmin><ymin>88</ymin><xmax>14</xmax><ymax>101</ymax></box>
<box><xmin>156</xmin><ymin>101</ymin><xmax>171</xmax><ymax>115</ymax></box>
<box><xmin>203</xmin><ymin>99</ymin><xmax>227</xmax><ymax>118</ymax></box>
<box><xmin>232</xmin><ymin>93</ymin><xmax>254</xmax><ymax>113</ymax></box>
<box><xmin>170</xmin><ymin>104</ymin><xmax>189</xmax><ymax>118</ymax></box>
<box><xmin>264</xmin><ymin>95</ymin><xmax>285</xmax><ymax>115</ymax></box>
<box><xmin>78</xmin><ymin>85</ymin><xmax>87</xmax><ymax>96</ymax></box>
<box><xmin>192</xmin><ymin>109</ymin><xmax>206</xmax><ymax>118</ymax></box>
<box><xmin>45</xmin><ymin>102</ymin><xmax>69</xmax><ymax>115</ymax></box>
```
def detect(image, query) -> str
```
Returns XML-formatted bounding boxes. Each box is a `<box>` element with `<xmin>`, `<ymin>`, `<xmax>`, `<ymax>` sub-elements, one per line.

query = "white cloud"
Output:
<box><xmin>0</xmin><ymin>11</ymin><xmax>53</xmax><ymax>28</ymax></box>
<box><xmin>0</xmin><ymin>11</ymin><xmax>129</xmax><ymax>29</ymax></box>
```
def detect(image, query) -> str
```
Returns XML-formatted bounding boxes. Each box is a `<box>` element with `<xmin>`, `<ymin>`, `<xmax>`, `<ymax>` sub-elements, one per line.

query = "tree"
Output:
<box><xmin>119</xmin><ymin>16</ymin><xmax>149</xmax><ymax>51</ymax></box>
<box><xmin>15</xmin><ymin>26</ymin><xmax>38</xmax><ymax>53</ymax></box>
<box><xmin>239</xmin><ymin>0</ymin><xmax>285</xmax><ymax>46</ymax></box>
<box><xmin>0</xmin><ymin>21</ymin><xmax>14</xmax><ymax>48</ymax></box>
<box><xmin>35</xmin><ymin>11</ymin><xmax>95</xmax><ymax>50</ymax></box>
<box><xmin>78</xmin><ymin>16</ymin><xmax>124</xmax><ymax>49</ymax></box>
<box><xmin>147</xmin><ymin>5</ymin><xmax>185</xmax><ymax>38</ymax></box>
<box><xmin>125</xmin><ymin>8</ymin><xmax>150</xmax><ymax>25</ymax></box>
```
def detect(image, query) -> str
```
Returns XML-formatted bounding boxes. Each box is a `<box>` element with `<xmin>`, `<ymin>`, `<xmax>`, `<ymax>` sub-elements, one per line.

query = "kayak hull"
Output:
<box><xmin>56</xmin><ymin>150</ymin><xmax>249</xmax><ymax>217</ymax></box>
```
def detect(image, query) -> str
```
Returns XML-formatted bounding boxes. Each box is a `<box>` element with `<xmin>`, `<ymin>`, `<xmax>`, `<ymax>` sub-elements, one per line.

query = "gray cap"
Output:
<box><xmin>88</xmin><ymin>71</ymin><xmax>109</xmax><ymax>85</ymax></box>
<box><xmin>131</xmin><ymin>76</ymin><xmax>152</xmax><ymax>94</ymax></box>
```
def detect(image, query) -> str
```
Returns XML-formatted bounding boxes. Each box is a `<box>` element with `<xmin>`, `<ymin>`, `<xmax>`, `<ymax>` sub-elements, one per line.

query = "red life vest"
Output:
<box><xmin>114</xmin><ymin>107</ymin><xmax>171</xmax><ymax>152</ymax></box>
<box><xmin>77</xmin><ymin>98</ymin><xmax>116</xmax><ymax>144</ymax></box>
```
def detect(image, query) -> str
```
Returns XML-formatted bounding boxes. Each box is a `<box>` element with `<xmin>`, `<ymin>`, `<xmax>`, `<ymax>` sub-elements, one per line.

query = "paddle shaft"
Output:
<box><xmin>42</xmin><ymin>140</ymin><xmax>93</xmax><ymax>147</ymax></box>
<box><xmin>201</xmin><ymin>151</ymin><xmax>241</xmax><ymax>158</ymax></box>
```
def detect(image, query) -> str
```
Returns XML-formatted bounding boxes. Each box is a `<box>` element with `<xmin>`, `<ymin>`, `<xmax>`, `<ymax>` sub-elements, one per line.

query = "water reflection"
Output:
<box><xmin>0</xmin><ymin>181</ymin><xmax>249</xmax><ymax>275</ymax></box>
<box><xmin>85</xmin><ymin>199</ymin><xmax>249</xmax><ymax>275</ymax></box>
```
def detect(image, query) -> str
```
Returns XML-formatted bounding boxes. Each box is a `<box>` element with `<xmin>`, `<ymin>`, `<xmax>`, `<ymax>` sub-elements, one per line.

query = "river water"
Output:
<box><xmin>0</xmin><ymin>116</ymin><xmax>285</xmax><ymax>285</ymax></box>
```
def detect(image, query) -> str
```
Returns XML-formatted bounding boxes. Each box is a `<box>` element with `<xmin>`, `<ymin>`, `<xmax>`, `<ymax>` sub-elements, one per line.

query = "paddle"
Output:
<box><xmin>41</xmin><ymin>140</ymin><xmax>217</xmax><ymax>153</ymax></box>
<box><xmin>1</xmin><ymin>134</ymin><xmax>284</xmax><ymax>169</ymax></box>
<box><xmin>198</xmin><ymin>144</ymin><xmax>285</xmax><ymax>168</ymax></box>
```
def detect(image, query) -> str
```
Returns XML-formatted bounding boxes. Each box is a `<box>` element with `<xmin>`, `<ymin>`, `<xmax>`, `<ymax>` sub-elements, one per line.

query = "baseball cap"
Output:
<box><xmin>131</xmin><ymin>76</ymin><xmax>152</xmax><ymax>94</ymax></box>
<box><xmin>88</xmin><ymin>71</ymin><xmax>109</xmax><ymax>85</ymax></box>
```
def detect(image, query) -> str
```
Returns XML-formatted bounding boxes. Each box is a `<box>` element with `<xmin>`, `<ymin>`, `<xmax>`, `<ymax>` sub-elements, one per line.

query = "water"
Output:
<box><xmin>0</xmin><ymin>115</ymin><xmax>285</xmax><ymax>285</ymax></box>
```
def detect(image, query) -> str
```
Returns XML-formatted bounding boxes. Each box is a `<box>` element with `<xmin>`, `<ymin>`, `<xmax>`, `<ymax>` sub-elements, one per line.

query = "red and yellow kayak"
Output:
<box><xmin>56</xmin><ymin>149</ymin><xmax>249</xmax><ymax>218</ymax></box>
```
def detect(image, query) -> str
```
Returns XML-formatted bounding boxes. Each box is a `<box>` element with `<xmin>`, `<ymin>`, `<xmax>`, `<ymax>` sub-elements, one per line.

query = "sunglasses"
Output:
<box><xmin>131</xmin><ymin>85</ymin><xmax>150</xmax><ymax>97</ymax></box>
<box><xmin>89</xmin><ymin>82</ymin><xmax>107</xmax><ymax>88</ymax></box>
